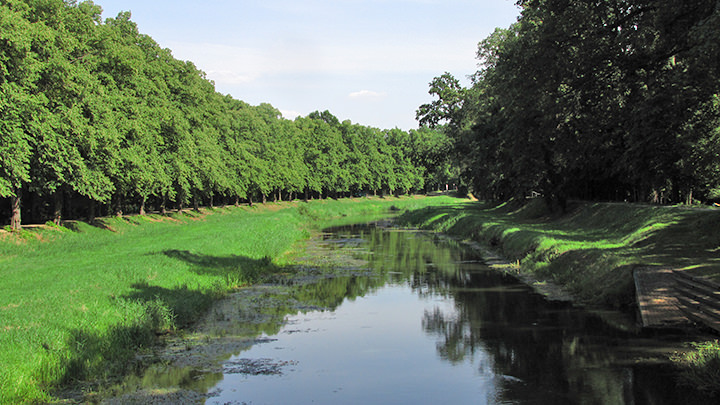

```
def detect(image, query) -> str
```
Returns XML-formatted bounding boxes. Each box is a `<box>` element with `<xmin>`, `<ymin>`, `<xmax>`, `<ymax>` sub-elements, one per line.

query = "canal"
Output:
<box><xmin>200</xmin><ymin>223</ymin><xmax>713</xmax><ymax>404</ymax></box>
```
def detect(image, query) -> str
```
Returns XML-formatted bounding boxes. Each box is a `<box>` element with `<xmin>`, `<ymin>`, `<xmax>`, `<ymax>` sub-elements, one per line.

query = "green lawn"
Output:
<box><xmin>0</xmin><ymin>196</ymin><xmax>460</xmax><ymax>404</ymax></box>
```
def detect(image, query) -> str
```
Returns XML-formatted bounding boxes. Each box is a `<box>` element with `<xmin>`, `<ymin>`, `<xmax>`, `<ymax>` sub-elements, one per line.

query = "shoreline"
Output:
<box><xmin>91</xmin><ymin>219</ymin><xmax>711</xmax><ymax>402</ymax></box>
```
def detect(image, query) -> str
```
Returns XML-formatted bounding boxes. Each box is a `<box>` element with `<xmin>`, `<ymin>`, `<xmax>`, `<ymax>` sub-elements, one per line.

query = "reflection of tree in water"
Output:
<box><xmin>415</xmin><ymin>253</ymin><xmax>713</xmax><ymax>404</ymax></box>
<box><xmin>293</xmin><ymin>275</ymin><xmax>387</xmax><ymax>310</ymax></box>
<box><xmin>426</xmin><ymin>281</ymin><xmax>644</xmax><ymax>402</ymax></box>
<box><xmin>306</xmin><ymin>224</ymin><xmax>709</xmax><ymax>404</ymax></box>
<box><xmin>352</xmin><ymin>225</ymin><xmax>693</xmax><ymax>404</ymax></box>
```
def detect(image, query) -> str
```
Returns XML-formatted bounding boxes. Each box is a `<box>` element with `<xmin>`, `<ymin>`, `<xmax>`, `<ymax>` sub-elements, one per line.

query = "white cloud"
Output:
<box><xmin>349</xmin><ymin>90</ymin><xmax>387</xmax><ymax>99</ymax></box>
<box><xmin>280</xmin><ymin>109</ymin><xmax>303</xmax><ymax>120</ymax></box>
<box><xmin>206</xmin><ymin>70</ymin><xmax>257</xmax><ymax>85</ymax></box>
<box><xmin>167</xmin><ymin>38</ymin><xmax>477</xmax><ymax>88</ymax></box>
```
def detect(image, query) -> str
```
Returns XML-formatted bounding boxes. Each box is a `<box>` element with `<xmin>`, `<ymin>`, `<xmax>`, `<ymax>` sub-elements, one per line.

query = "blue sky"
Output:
<box><xmin>96</xmin><ymin>0</ymin><xmax>520</xmax><ymax>130</ymax></box>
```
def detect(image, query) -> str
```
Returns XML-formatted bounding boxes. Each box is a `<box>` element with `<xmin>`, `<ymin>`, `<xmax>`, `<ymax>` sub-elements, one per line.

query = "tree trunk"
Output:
<box><xmin>10</xmin><ymin>190</ymin><xmax>21</xmax><ymax>231</ymax></box>
<box><xmin>88</xmin><ymin>199</ymin><xmax>96</xmax><ymax>223</ymax></box>
<box><xmin>114</xmin><ymin>193</ymin><xmax>123</xmax><ymax>217</ymax></box>
<box><xmin>248</xmin><ymin>196</ymin><xmax>253</xmax><ymax>206</ymax></box>
<box><xmin>160</xmin><ymin>195</ymin><xmax>167</xmax><ymax>215</ymax></box>
<box><xmin>262</xmin><ymin>193</ymin><xmax>267</xmax><ymax>204</ymax></box>
<box><xmin>209</xmin><ymin>194</ymin><xmax>214</xmax><ymax>208</ymax></box>
<box><xmin>67</xmin><ymin>194</ymin><xmax>74</xmax><ymax>220</ymax></box>
<box><xmin>234</xmin><ymin>196</ymin><xmax>240</xmax><ymax>206</ymax></box>
<box><xmin>139</xmin><ymin>196</ymin><xmax>146</xmax><ymax>216</ymax></box>
<box><xmin>53</xmin><ymin>190</ymin><xmax>63</xmax><ymax>225</ymax></box>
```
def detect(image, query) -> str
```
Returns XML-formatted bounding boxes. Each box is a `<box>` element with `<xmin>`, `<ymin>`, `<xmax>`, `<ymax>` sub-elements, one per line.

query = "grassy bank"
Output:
<box><xmin>400</xmin><ymin>199</ymin><xmax>720</xmax><ymax>306</ymax></box>
<box><xmin>0</xmin><ymin>196</ymin><xmax>458</xmax><ymax>404</ymax></box>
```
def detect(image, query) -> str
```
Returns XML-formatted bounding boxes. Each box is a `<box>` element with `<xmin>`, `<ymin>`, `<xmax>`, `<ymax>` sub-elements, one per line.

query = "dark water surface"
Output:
<box><xmin>207</xmin><ymin>224</ymin><xmax>711</xmax><ymax>404</ymax></box>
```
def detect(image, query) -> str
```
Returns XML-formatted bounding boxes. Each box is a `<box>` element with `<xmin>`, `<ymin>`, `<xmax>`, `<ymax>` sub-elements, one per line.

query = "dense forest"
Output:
<box><xmin>0</xmin><ymin>0</ymin><xmax>454</xmax><ymax>230</ymax></box>
<box><xmin>418</xmin><ymin>0</ymin><xmax>720</xmax><ymax>210</ymax></box>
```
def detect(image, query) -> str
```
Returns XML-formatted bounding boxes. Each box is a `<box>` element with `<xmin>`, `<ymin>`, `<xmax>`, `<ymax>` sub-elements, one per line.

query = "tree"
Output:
<box><xmin>1</xmin><ymin>2</ymin><xmax>439</xmax><ymax>227</ymax></box>
<box><xmin>427</xmin><ymin>0</ymin><xmax>720</xmax><ymax>207</ymax></box>
<box><xmin>416</xmin><ymin>72</ymin><xmax>466</xmax><ymax>129</ymax></box>
<box><xmin>0</xmin><ymin>84</ymin><xmax>35</xmax><ymax>230</ymax></box>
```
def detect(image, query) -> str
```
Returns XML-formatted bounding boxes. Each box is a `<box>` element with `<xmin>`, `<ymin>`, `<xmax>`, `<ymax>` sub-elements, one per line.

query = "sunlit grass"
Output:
<box><xmin>0</xmin><ymin>195</ymin><xmax>460</xmax><ymax>404</ymax></box>
<box><xmin>399</xmin><ymin>199</ymin><xmax>720</xmax><ymax>305</ymax></box>
<box><xmin>673</xmin><ymin>340</ymin><xmax>720</xmax><ymax>392</ymax></box>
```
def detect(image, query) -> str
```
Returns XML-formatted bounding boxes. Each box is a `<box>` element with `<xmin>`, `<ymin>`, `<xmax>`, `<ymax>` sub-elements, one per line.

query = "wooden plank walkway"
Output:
<box><xmin>633</xmin><ymin>267</ymin><xmax>688</xmax><ymax>328</ymax></box>
<box><xmin>674</xmin><ymin>270</ymin><xmax>720</xmax><ymax>333</ymax></box>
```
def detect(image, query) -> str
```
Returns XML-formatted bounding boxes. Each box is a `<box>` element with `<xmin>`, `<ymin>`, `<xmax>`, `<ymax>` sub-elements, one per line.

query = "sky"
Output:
<box><xmin>96</xmin><ymin>0</ymin><xmax>520</xmax><ymax>130</ymax></box>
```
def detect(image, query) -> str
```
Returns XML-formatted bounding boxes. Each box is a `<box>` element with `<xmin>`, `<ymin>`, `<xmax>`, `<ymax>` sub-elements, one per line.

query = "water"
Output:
<box><xmin>206</xmin><ymin>224</ymin><xmax>711</xmax><ymax>404</ymax></box>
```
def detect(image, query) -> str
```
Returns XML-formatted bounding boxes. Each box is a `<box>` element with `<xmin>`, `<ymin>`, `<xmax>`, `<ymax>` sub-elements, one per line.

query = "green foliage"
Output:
<box><xmin>673</xmin><ymin>340</ymin><xmax>720</xmax><ymax>393</ymax></box>
<box><xmin>416</xmin><ymin>72</ymin><xmax>466</xmax><ymax>129</ymax></box>
<box><xmin>422</xmin><ymin>0</ymin><xmax>720</xmax><ymax>206</ymax></box>
<box><xmin>1</xmin><ymin>1</ymin><xmax>449</xmax><ymax>228</ymax></box>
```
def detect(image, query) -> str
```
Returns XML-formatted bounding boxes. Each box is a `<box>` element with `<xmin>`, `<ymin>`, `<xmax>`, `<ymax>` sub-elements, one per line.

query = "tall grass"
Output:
<box><xmin>0</xmin><ymin>196</ymin><xmax>459</xmax><ymax>404</ymax></box>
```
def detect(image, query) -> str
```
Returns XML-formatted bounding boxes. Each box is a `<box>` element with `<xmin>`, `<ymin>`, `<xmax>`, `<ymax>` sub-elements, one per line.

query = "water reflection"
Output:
<box><xmin>208</xmin><ymin>224</ymin><xmax>713</xmax><ymax>404</ymax></box>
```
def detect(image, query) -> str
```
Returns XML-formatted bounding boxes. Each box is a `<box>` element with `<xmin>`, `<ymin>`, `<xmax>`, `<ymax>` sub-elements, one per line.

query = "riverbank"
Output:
<box><xmin>399</xmin><ymin>198</ymin><xmax>720</xmax><ymax>307</ymax></box>
<box><xmin>101</xmin><ymin>215</ymin><xmax>719</xmax><ymax>404</ymax></box>
<box><xmin>398</xmin><ymin>198</ymin><xmax>720</xmax><ymax>393</ymax></box>
<box><xmin>0</xmin><ymin>196</ymin><xmax>460</xmax><ymax>404</ymax></box>
<box><xmin>4</xmin><ymin>195</ymin><xmax>719</xmax><ymax>402</ymax></box>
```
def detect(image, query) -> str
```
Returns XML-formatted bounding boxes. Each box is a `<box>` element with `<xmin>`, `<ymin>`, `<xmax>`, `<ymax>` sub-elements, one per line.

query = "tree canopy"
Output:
<box><xmin>419</xmin><ymin>0</ymin><xmax>720</xmax><ymax>209</ymax></box>
<box><xmin>1</xmin><ymin>0</ymin><xmax>454</xmax><ymax>229</ymax></box>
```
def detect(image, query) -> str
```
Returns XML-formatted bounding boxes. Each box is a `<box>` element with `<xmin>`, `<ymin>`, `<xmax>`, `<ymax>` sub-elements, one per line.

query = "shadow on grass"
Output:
<box><xmin>56</xmin><ymin>281</ymin><xmax>229</xmax><ymax>397</ymax></box>
<box><xmin>397</xmin><ymin>205</ymin><xmax>475</xmax><ymax>230</ymax></box>
<box><xmin>54</xmin><ymin>250</ymin><xmax>281</xmax><ymax>399</ymax></box>
<box><xmin>60</xmin><ymin>320</ymin><xmax>158</xmax><ymax>388</ymax></box>
<box><xmin>159</xmin><ymin>249</ymin><xmax>277</xmax><ymax>283</ymax></box>
<box><xmin>124</xmin><ymin>282</ymin><xmax>220</xmax><ymax>328</ymax></box>
<box><xmin>399</xmin><ymin>199</ymin><xmax>720</xmax><ymax>304</ymax></box>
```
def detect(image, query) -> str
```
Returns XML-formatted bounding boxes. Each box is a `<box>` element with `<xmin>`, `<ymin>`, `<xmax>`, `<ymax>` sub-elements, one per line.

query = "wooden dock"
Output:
<box><xmin>634</xmin><ymin>267</ymin><xmax>720</xmax><ymax>332</ymax></box>
<box><xmin>633</xmin><ymin>267</ymin><xmax>687</xmax><ymax>328</ymax></box>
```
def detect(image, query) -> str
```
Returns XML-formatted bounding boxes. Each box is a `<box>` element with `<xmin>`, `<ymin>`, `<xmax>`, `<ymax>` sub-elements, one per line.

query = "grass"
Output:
<box><xmin>399</xmin><ymin>199</ymin><xmax>720</xmax><ymax>306</ymax></box>
<box><xmin>5</xmin><ymin>194</ymin><xmax>717</xmax><ymax>401</ymax></box>
<box><xmin>0</xmin><ymin>195</ymin><xmax>460</xmax><ymax>404</ymax></box>
<box><xmin>673</xmin><ymin>340</ymin><xmax>720</xmax><ymax>393</ymax></box>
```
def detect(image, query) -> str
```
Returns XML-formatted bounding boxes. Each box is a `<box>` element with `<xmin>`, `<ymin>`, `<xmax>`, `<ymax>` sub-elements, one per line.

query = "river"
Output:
<box><xmin>107</xmin><ymin>222</ymin><xmax>715</xmax><ymax>404</ymax></box>
<box><xmin>202</xmin><ymin>223</ymin><xmax>714</xmax><ymax>404</ymax></box>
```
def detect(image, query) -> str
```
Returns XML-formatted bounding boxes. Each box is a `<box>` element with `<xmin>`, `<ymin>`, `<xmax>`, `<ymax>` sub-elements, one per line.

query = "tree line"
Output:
<box><xmin>1</xmin><ymin>0</ymin><xmax>455</xmax><ymax>230</ymax></box>
<box><xmin>418</xmin><ymin>0</ymin><xmax>720</xmax><ymax>210</ymax></box>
